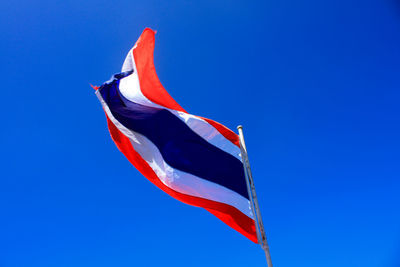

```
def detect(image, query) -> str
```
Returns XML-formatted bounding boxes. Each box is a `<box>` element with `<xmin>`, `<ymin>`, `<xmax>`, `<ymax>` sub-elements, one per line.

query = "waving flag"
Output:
<box><xmin>95</xmin><ymin>28</ymin><xmax>257</xmax><ymax>242</ymax></box>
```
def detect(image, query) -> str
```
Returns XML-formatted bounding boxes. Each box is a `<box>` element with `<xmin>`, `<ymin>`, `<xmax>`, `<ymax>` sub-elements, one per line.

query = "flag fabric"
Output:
<box><xmin>95</xmin><ymin>28</ymin><xmax>257</xmax><ymax>243</ymax></box>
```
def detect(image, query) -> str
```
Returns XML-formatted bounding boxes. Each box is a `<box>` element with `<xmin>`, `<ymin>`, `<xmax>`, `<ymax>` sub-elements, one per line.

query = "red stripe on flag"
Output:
<box><xmin>105</xmin><ymin>114</ymin><xmax>258</xmax><ymax>243</ymax></box>
<box><xmin>132</xmin><ymin>28</ymin><xmax>186</xmax><ymax>112</ymax></box>
<box><xmin>201</xmin><ymin>117</ymin><xmax>240</xmax><ymax>147</ymax></box>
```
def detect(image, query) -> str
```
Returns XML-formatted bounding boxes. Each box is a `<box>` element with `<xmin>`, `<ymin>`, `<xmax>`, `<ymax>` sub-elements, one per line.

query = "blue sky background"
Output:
<box><xmin>1</xmin><ymin>0</ymin><xmax>399</xmax><ymax>266</ymax></box>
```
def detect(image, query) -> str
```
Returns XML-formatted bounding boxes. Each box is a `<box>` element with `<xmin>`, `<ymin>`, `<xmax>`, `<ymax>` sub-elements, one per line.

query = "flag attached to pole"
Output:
<box><xmin>95</xmin><ymin>28</ymin><xmax>257</xmax><ymax>242</ymax></box>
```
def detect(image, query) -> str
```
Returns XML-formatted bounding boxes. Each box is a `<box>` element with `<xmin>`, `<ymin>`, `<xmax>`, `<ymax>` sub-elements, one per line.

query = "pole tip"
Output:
<box><xmin>237</xmin><ymin>125</ymin><xmax>243</xmax><ymax>130</ymax></box>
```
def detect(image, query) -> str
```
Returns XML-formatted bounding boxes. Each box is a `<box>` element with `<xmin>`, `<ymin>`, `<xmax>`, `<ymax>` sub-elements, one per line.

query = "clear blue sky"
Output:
<box><xmin>1</xmin><ymin>0</ymin><xmax>399</xmax><ymax>266</ymax></box>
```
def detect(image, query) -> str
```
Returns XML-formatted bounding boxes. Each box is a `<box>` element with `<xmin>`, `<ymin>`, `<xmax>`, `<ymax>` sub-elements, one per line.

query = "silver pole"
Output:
<box><xmin>237</xmin><ymin>125</ymin><xmax>273</xmax><ymax>267</ymax></box>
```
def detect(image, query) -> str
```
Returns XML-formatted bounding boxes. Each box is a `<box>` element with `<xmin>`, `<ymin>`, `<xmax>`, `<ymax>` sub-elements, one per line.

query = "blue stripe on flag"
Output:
<box><xmin>99</xmin><ymin>76</ymin><xmax>249</xmax><ymax>199</ymax></box>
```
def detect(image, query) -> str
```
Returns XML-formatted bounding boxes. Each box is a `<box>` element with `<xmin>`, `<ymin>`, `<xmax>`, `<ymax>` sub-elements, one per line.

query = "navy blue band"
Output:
<box><xmin>99</xmin><ymin>74</ymin><xmax>249</xmax><ymax>200</ymax></box>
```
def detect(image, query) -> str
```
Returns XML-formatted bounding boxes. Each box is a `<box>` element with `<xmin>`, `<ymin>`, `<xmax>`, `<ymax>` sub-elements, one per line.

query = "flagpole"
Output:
<box><xmin>237</xmin><ymin>125</ymin><xmax>273</xmax><ymax>267</ymax></box>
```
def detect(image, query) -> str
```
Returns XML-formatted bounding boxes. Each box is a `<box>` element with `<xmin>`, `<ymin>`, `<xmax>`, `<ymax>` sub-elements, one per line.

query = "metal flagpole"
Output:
<box><xmin>237</xmin><ymin>125</ymin><xmax>273</xmax><ymax>267</ymax></box>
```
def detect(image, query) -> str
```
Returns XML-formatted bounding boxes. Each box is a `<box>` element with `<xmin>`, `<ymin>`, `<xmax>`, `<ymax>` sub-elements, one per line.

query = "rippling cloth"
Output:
<box><xmin>95</xmin><ymin>28</ymin><xmax>257</xmax><ymax>242</ymax></box>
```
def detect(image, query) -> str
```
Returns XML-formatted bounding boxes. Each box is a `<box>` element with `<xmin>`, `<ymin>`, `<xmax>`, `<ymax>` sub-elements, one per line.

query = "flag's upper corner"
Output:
<box><xmin>121</xmin><ymin>27</ymin><xmax>156</xmax><ymax>73</ymax></box>
<box><xmin>143</xmin><ymin>27</ymin><xmax>157</xmax><ymax>35</ymax></box>
<box><xmin>135</xmin><ymin>27</ymin><xmax>157</xmax><ymax>48</ymax></box>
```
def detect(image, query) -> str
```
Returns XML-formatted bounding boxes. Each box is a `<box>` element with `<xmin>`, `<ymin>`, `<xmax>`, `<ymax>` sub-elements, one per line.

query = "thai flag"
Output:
<box><xmin>95</xmin><ymin>28</ymin><xmax>257</xmax><ymax>243</ymax></box>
